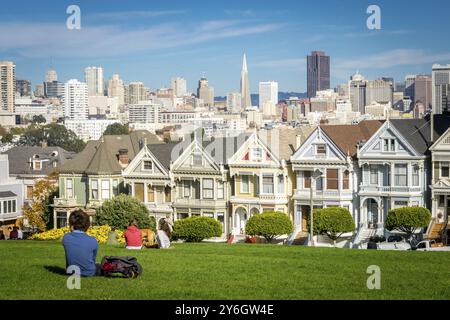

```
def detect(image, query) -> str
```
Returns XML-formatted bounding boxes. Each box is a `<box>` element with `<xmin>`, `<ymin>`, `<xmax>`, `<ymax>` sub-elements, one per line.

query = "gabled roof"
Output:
<box><xmin>2</xmin><ymin>146</ymin><xmax>75</xmax><ymax>176</ymax></box>
<box><xmin>59</xmin><ymin>131</ymin><xmax>163</xmax><ymax>174</ymax></box>
<box><xmin>147</xmin><ymin>143</ymin><xmax>178</xmax><ymax>171</ymax></box>
<box><xmin>321</xmin><ymin>120</ymin><xmax>384</xmax><ymax>158</ymax></box>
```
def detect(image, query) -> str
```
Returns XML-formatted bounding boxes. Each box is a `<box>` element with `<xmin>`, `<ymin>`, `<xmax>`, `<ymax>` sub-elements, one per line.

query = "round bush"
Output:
<box><xmin>95</xmin><ymin>194</ymin><xmax>155</xmax><ymax>230</ymax></box>
<box><xmin>310</xmin><ymin>207</ymin><xmax>355</xmax><ymax>243</ymax></box>
<box><xmin>385</xmin><ymin>206</ymin><xmax>431</xmax><ymax>236</ymax></box>
<box><xmin>172</xmin><ymin>216</ymin><xmax>222</xmax><ymax>242</ymax></box>
<box><xmin>245</xmin><ymin>211</ymin><xmax>293</xmax><ymax>243</ymax></box>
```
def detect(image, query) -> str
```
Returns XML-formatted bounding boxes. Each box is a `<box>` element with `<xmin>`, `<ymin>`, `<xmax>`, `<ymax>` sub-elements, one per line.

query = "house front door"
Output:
<box><xmin>301</xmin><ymin>205</ymin><xmax>310</xmax><ymax>232</ymax></box>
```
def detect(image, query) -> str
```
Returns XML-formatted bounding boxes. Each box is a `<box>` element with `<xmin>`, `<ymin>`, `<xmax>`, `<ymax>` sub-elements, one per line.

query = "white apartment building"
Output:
<box><xmin>14</xmin><ymin>98</ymin><xmax>47</xmax><ymax>118</ymax></box>
<box><xmin>65</xmin><ymin>119</ymin><xmax>120</xmax><ymax>142</ymax></box>
<box><xmin>259</xmin><ymin>81</ymin><xmax>278</xmax><ymax>117</ymax></box>
<box><xmin>108</xmin><ymin>74</ymin><xmax>125</xmax><ymax>106</ymax></box>
<box><xmin>84</xmin><ymin>67</ymin><xmax>104</xmax><ymax>96</ymax></box>
<box><xmin>64</xmin><ymin>79</ymin><xmax>88</xmax><ymax>120</ymax></box>
<box><xmin>227</xmin><ymin>92</ymin><xmax>242</xmax><ymax>114</ymax></box>
<box><xmin>129</xmin><ymin>101</ymin><xmax>161</xmax><ymax>124</ymax></box>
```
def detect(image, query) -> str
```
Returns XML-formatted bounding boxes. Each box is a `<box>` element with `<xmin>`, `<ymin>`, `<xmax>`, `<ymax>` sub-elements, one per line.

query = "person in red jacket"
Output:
<box><xmin>124</xmin><ymin>220</ymin><xmax>142</xmax><ymax>250</ymax></box>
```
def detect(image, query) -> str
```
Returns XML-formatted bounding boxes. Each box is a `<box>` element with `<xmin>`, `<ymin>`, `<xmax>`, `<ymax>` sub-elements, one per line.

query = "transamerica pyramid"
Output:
<box><xmin>240</xmin><ymin>53</ymin><xmax>251</xmax><ymax>108</ymax></box>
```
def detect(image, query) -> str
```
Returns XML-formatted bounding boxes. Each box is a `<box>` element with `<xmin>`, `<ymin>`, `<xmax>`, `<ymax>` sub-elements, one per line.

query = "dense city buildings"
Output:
<box><xmin>307</xmin><ymin>51</ymin><xmax>330</xmax><ymax>98</ymax></box>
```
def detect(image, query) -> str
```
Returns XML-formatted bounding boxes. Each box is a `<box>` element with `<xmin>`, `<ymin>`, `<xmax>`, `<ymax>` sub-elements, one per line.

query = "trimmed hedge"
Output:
<box><xmin>95</xmin><ymin>194</ymin><xmax>155</xmax><ymax>230</ymax></box>
<box><xmin>172</xmin><ymin>216</ymin><xmax>222</xmax><ymax>242</ymax></box>
<box><xmin>385</xmin><ymin>206</ymin><xmax>431</xmax><ymax>236</ymax></box>
<box><xmin>310</xmin><ymin>207</ymin><xmax>355</xmax><ymax>244</ymax></box>
<box><xmin>245</xmin><ymin>211</ymin><xmax>293</xmax><ymax>243</ymax></box>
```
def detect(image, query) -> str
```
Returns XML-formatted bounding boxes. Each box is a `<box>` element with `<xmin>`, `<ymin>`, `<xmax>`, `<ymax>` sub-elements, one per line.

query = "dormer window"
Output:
<box><xmin>316</xmin><ymin>144</ymin><xmax>326</xmax><ymax>156</ymax></box>
<box><xmin>143</xmin><ymin>160</ymin><xmax>153</xmax><ymax>171</ymax></box>
<box><xmin>383</xmin><ymin>139</ymin><xmax>395</xmax><ymax>152</ymax></box>
<box><xmin>33</xmin><ymin>160</ymin><xmax>42</xmax><ymax>170</ymax></box>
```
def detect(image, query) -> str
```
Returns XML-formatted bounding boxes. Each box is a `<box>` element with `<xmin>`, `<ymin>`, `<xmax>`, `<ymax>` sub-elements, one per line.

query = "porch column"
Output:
<box><xmin>53</xmin><ymin>209</ymin><xmax>57</xmax><ymax>229</ymax></box>
<box><xmin>144</xmin><ymin>183</ymin><xmax>148</xmax><ymax>204</ymax></box>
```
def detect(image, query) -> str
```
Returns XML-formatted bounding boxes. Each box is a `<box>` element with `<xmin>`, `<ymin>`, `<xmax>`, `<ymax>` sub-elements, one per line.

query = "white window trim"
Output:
<box><xmin>0</xmin><ymin>198</ymin><xmax>17</xmax><ymax>214</ymax></box>
<box><xmin>261</xmin><ymin>174</ymin><xmax>275</xmax><ymax>195</ymax></box>
<box><xmin>91</xmin><ymin>179</ymin><xmax>99</xmax><ymax>200</ymax></box>
<box><xmin>141</xmin><ymin>159</ymin><xmax>154</xmax><ymax>173</ymax></box>
<box><xmin>66</xmin><ymin>178</ymin><xmax>74</xmax><ymax>199</ymax></box>
<box><xmin>240</xmin><ymin>175</ymin><xmax>250</xmax><ymax>194</ymax></box>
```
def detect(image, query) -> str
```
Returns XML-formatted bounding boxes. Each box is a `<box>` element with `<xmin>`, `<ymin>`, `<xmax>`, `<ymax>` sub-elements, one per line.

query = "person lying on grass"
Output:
<box><xmin>62</xmin><ymin>210</ymin><xmax>100</xmax><ymax>277</ymax></box>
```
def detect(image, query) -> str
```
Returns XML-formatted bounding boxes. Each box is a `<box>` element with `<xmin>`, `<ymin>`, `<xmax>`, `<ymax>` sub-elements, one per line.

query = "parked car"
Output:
<box><xmin>413</xmin><ymin>240</ymin><xmax>450</xmax><ymax>252</ymax></box>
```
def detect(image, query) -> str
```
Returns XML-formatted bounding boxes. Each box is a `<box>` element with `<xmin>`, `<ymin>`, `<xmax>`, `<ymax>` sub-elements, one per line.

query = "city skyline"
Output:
<box><xmin>1</xmin><ymin>0</ymin><xmax>450</xmax><ymax>95</ymax></box>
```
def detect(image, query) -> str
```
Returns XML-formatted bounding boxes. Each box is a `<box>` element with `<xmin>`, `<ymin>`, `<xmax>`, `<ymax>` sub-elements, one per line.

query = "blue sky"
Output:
<box><xmin>1</xmin><ymin>0</ymin><xmax>450</xmax><ymax>95</ymax></box>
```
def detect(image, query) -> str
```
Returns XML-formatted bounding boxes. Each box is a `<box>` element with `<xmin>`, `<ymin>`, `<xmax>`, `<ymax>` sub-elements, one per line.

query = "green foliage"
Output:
<box><xmin>172</xmin><ymin>216</ymin><xmax>222</xmax><ymax>242</ymax></box>
<box><xmin>1</xmin><ymin>133</ymin><xmax>13</xmax><ymax>143</ymax></box>
<box><xmin>385</xmin><ymin>206</ymin><xmax>431</xmax><ymax>236</ymax></box>
<box><xmin>95</xmin><ymin>194</ymin><xmax>155</xmax><ymax>230</ymax></box>
<box><xmin>18</xmin><ymin>123</ymin><xmax>86</xmax><ymax>152</ymax></box>
<box><xmin>103</xmin><ymin>123</ymin><xmax>129</xmax><ymax>135</ymax></box>
<box><xmin>31</xmin><ymin>115</ymin><xmax>46</xmax><ymax>124</ymax></box>
<box><xmin>245</xmin><ymin>211</ymin><xmax>293</xmax><ymax>243</ymax></box>
<box><xmin>310</xmin><ymin>207</ymin><xmax>355</xmax><ymax>243</ymax></box>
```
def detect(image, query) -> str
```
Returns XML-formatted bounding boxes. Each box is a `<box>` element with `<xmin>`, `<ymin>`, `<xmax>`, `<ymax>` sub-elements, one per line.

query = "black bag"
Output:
<box><xmin>100</xmin><ymin>256</ymin><xmax>143</xmax><ymax>278</ymax></box>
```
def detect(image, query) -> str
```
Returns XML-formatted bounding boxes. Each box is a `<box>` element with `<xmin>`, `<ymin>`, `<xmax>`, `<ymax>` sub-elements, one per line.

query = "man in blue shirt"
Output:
<box><xmin>62</xmin><ymin>210</ymin><xmax>100</xmax><ymax>277</ymax></box>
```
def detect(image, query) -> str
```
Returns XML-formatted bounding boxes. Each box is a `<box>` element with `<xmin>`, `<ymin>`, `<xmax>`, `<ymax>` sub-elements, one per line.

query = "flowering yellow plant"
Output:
<box><xmin>30</xmin><ymin>225</ymin><xmax>125</xmax><ymax>244</ymax></box>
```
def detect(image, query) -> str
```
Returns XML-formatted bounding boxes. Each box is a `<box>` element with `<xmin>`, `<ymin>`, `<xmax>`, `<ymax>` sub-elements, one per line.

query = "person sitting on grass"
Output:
<box><xmin>124</xmin><ymin>220</ymin><xmax>142</xmax><ymax>250</ymax></box>
<box><xmin>62</xmin><ymin>210</ymin><xmax>100</xmax><ymax>277</ymax></box>
<box><xmin>8</xmin><ymin>227</ymin><xmax>18</xmax><ymax>240</ymax></box>
<box><xmin>0</xmin><ymin>230</ymin><xmax>5</xmax><ymax>240</ymax></box>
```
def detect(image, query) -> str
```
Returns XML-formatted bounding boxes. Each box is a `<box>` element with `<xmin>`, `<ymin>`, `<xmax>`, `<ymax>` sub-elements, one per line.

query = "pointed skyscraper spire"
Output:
<box><xmin>240</xmin><ymin>53</ymin><xmax>251</xmax><ymax>109</ymax></box>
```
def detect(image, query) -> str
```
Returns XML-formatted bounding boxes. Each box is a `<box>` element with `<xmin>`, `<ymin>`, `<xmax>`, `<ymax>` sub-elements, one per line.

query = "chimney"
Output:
<box><xmin>118</xmin><ymin>149</ymin><xmax>129</xmax><ymax>167</ymax></box>
<box><xmin>295</xmin><ymin>134</ymin><xmax>302</xmax><ymax>150</ymax></box>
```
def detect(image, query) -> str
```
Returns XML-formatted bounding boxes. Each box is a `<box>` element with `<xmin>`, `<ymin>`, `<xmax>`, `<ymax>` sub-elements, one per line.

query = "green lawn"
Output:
<box><xmin>0</xmin><ymin>241</ymin><xmax>448</xmax><ymax>300</ymax></box>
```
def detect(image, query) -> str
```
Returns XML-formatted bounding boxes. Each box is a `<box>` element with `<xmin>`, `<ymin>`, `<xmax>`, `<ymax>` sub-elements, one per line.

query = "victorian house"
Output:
<box><xmin>122</xmin><ymin>142</ymin><xmax>176</xmax><ymax>225</ymax></box>
<box><xmin>53</xmin><ymin>131</ymin><xmax>162</xmax><ymax>228</ymax></box>
<box><xmin>356</xmin><ymin>119</ymin><xmax>435</xmax><ymax>238</ymax></box>
<box><xmin>170</xmin><ymin>136</ymin><xmax>230</xmax><ymax>236</ymax></box>
<box><xmin>290</xmin><ymin>120</ymin><xmax>383</xmax><ymax>236</ymax></box>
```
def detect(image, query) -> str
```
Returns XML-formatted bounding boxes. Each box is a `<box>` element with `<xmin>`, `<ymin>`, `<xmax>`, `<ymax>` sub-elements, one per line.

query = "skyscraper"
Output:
<box><xmin>15</xmin><ymin>79</ymin><xmax>31</xmax><ymax>97</ymax></box>
<box><xmin>366</xmin><ymin>79</ymin><xmax>393</xmax><ymax>106</ymax></box>
<box><xmin>0</xmin><ymin>61</ymin><xmax>15</xmax><ymax>112</ymax></box>
<box><xmin>197</xmin><ymin>77</ymin><xmax>214</xmax><ymax>108</ymax></box>
<box><xmin>108</xmin><ymin>74</ymin><xmax>125</xmax><ymax>105</ymax></box>
<box><xmin>84</xmin><ymin>67</ymin><xmax>104</xmax><ymax>96</ymax></box>
<box><xmin>348</xmin><ymin>72</ymin><xmax>366</xmax><ymax>114</ymax></box>
<box><xmin>240</xmin><ymin>54</ymin><xmax>251</xmax><ymax>108</ymax></box>
<box><xmin>227</xmin><ymin>92</ymin><xmax>242</xmax><ymax>113</ymax></box>
<box><xmin>64</xmin><ymin>79</ymin><xmax>88</xmax><ymax>120</ymax></box>
<box><xmin>404</xmin><ymin>75</ymin><xmax>416</xmax><ymax>102</ymax></box>
<box><xmin>259</xmin><ymin>81</ymin><xmax>278</xmax><ymax>116</ymax></box>
<box><xmin>171</xmin><ymin>77</ymin><xmax>187</xmax><ymax>97</ymax></box>
<box><xmin>127</xmin><ymin>82</ymin><xmax>147</xmax><ymax>105</ymax></box>
<box><xmin>414</xmin><ymin>75</ymin><xmax>432</xmax><ymax>109</ymax></box>
<box><xmin>307</xmin><ymin>51</ymin><xmax>330</xmax><ymax>98</ymax></box>
<box><xmin>432</xmin><ymin>64</ymin><xmax>450</xmax><ymax>115</ymax></box>
<box><xmin>45</xmin><ymin>69</ymin><xmax>58</xmax><ymax>83</ymax></box>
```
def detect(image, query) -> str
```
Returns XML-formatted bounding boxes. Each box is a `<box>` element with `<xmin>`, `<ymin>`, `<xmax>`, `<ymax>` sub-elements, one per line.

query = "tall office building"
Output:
<box><xmin>171</xmin><ymin>77</ymin><xmax>187</xmax><ymax>97</ymax></box>
<box><xmin>64</xmin><ymin>79</ymin><xmax>88</xmax><ymax>120</ymax></box>
<box><xmin>227</xmin><ymin>92</ymin><xmax>242</xmax><ymax>113</ymax></box>
<box><xmin>129</xmin><ymin>101</ymin><xmax>161</xmax><ymax>124</ymax></box>
<box><xmin>197</xmin><ymin>77</ymin><xmax>214</xmax><ymax>108</ymax></box>
<box><xmin>44</xmin><ymin>81</ymin><xmax>65</xmax><ymax>98</ymax></box>
<box><xmin>127</xmin><ymin>82</ymin><xmax>148</xmax><ymax>105</ymax></box>
<box><xmin>414</xmin><ymin>75</ymin><xmax>432</xmax><ymax>109</ymax></box>
<box><xmin>348</xmin><ymin>72</ymin><xmax>367</xmax><ymax>114</ymax></box>
<box><xmin>259</xmin><ymin>81</ymin><xmax>278</xmax><ymax>116</ymax></box>
<box><xmin>432</xmin><ymin>64</ymin><xmax>450</xmax><ymax>115</ymax></box>
<box><xmin>307</xmin><ymin>51</ymin><xmax>330</xmax><ymax>98</ymax></box>
<box><xmin>0</xmin><ymin>61</ymin><xmax>15</xmax><ymax>112</ymax></box>
<box><xmin>108</xmin><ymin>74</ymin><xmax>125</xmax><ymax>106</ymax></box>
<box><xmin>404</xmin><ymin>75</ymin><xmax>416</xmax><ymax>102</ymax></box>
<box><xmin>366</xmin><ymin>79</ymin><xmax>393</xmax><ymax>106</ymax></box>
<box><xmin>84</xmin><ymin>67</ymin><xmax>104</xmax><ymax>96</ymax></box>
<box><xmin>45</xmin><ymin>69</ymin><xmax>58</xmax><ymax>83</ymax></box>
<box><xmin>240</xmin><ymin>54</ymin><xmax>251</xmax><ymax>108</ymax></box>
<box><xmin>15</xmin><ymin>79</ymin><xmax>31</xmax><ymax>97</ymax></box>
<box><xmin>35</xmin><ymin>84</ymin><xmax>45</xmax><ymax>98</ymax></box>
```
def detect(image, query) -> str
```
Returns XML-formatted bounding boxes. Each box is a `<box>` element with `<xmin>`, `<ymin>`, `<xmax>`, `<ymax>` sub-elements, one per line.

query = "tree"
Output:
<box><xmin>103</xmin><ymin>123</ymin><xmax>129</xmax><ymax>135</ymax></box>
<box><xmin>18</xmin><ymin>123</ymin><xmax>86</xmax><ymax>153</ymax></box>
<box><xmin>245</xmin><ymin>211</ymin><xmax>293</xmax><ymax>243</ymax></box>
<box><xmin>1</xmin><ymin>133</ymin><xmax>13</xmax><ymax>144</ymax></box>
<box><xmin>31</xmin><ymin>115</ymin><xmax>46</xmax><ymax>124</ymax></box>
<box><xmin>95</xmin><ymin>194</ymin><xmax>155</xmax><ymax>230</ymax></box>
<box><xmin>310</xmin><ymin>207</ymin><xmax>355</xmax><ymax>246</ymax></box>
<box><xmin>172</xmin><ymin>216</ymin><xmax>222</xmax><ymax>242</ymax></box>
<box><xmin>385</xmin><ymin>206</ymin><xmax>431</xmax><ymax>238</ymax></box>
<box><xmin>22</xmin><ymin>171</ymin><xmax>59</xmax><ymax>232</ymax></box>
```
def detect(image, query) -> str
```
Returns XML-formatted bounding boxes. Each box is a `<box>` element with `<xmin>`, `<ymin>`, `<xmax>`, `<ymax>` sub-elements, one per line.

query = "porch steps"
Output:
<box><xmin>292</xmin><ymin>232</ymin><xmax>309</xmax><ymax>245</ymax></box>
<box><xmin>426</xmin><ymin>222</ymin><xmax>445</xmax><ymax>240</ymax></box>
<box><xmin>358</xmin><ymin>228</ymin><xmax>376</xmax><ymax>245</ymax></box>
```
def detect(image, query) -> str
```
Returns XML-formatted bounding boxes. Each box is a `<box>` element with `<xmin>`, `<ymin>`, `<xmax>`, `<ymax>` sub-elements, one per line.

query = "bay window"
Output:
<box><xmin>262</xmin><ymin>175</ymin><xmax>274</xmax><ymax>194</ymax></box>
<box><xmin>202</xmin><ymin>179</ymin><xmax>214</xmax><ymax>199</ymax></box>
<box><xmin>101</xmin><ymin>180</ymin><xmax>110</xmax><ymax>199</ymax></box>
<box><xmin>394</xmin><ymin>164</ymin><xmax>408</xmax><ymax>186</ymax></box>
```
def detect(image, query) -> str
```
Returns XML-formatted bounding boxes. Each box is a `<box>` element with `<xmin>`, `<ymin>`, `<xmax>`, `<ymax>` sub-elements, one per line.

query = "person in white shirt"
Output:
<box><xmin>17</xmin><ymin>228</ymin><xmax>23</xmax><ymax>240</ymax></box>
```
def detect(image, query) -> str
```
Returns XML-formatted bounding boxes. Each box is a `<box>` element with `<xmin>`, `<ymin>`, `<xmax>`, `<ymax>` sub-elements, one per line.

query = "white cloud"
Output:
<box><xmin>89</xmin><ymin>10</ymin><xmax>186</xmax><ymax>20</ymax></box>
<box><xmin>0</xmin><ymin>20</ymin><xmax>283</xmax><ymax>59</ymax></box>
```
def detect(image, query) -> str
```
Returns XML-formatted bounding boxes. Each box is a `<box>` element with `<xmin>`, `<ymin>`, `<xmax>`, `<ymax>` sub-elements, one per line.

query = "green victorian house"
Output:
<box><xmin>52</xmin><ymin>130</ymin><xmax>163</xmax><ymax>228</ymax></box>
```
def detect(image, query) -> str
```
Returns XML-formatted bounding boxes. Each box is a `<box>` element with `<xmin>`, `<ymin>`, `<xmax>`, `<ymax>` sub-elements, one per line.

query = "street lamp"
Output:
<box><xmin>310</xmin><ymin>169</ymin><xmax>323</xmax><ymax>247</ymax></box>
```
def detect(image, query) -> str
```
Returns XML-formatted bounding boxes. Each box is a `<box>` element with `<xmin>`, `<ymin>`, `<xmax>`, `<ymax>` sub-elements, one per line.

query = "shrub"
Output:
<box><xmin>385</xmin><ymin>206</ymin><xmax>431</xmax><ymax>237</ymax></box>
<box><xmin>245</xmin><ymin>211</ymin><xmax>293</xmax><ymax>243</ymax></box>
<box><xmin>29</xmin><ymin>225</ymin><xmax>125</xmax><ymax>244</ymax></box>
<box><xmin>310</xmin><ymin>207</ymin><xmax>355</xmax><ymax>245</ymax></box>
<box><xmin>95</xmin><ymin>194</ymin><xmax>155</xmax><ymax>230</ymax></box>
<box><xmin>172</xmin><ymin>216</ymin><xmax>222</xmax><ymax>242</ymax></box>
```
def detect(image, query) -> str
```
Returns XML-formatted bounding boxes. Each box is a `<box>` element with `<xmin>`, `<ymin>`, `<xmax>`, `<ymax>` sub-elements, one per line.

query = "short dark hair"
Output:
<box><xmin>129</xmin><ymin>220</ymin><xmax>138</xmax><ymax>227</ymax></box>
<box><xmin>69</xmin><ymin>210</ymin><xmax>91</xmax><ymax>232</ymax></box>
